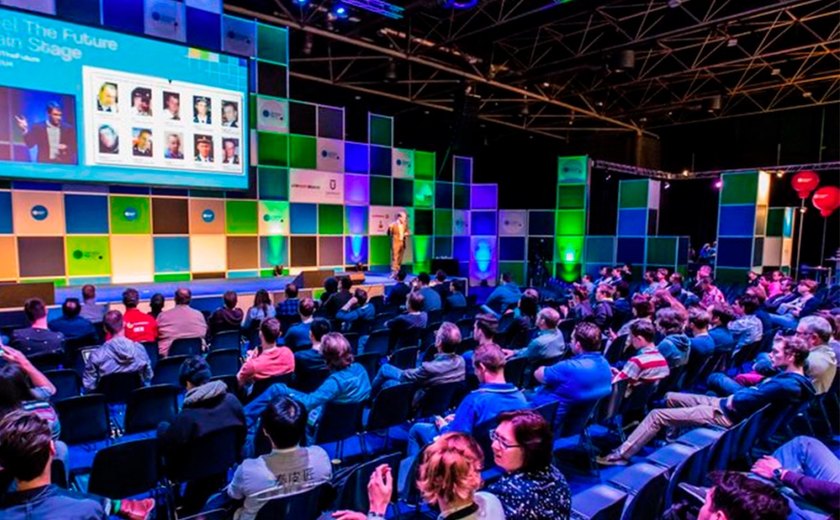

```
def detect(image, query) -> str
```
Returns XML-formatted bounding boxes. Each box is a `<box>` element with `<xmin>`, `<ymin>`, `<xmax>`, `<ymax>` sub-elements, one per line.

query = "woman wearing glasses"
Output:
<box><xmin>487</xmin><ymin>409</ymin><xmax>571</xmax><ymax>520</ymax></box>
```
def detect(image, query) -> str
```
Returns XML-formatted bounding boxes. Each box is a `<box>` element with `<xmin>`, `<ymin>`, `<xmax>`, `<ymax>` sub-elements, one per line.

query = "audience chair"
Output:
<box><xmin>360</xmin><ymin>383</ymin><xmax>415</xmax><ymax>455</ymax></box>
<box><xmin>291</xmin><ymin>367</ymin><xmax>330</xmax><ymax>394</ymax></box>
<box><xmin>363</xmin><ymin>329</ymin><xmax>391</xmax><ymax>356</ymax></box>
<box><xmin>570</xmin><ymin>484</ymin><xmax>628</xmax><ymax>520</ymax></box>
<box><xmin>313</xmin><ymin>401</ymin><xmax>364</xmax><ymax>461</ymax></box>
<box><xmin>390</xmin><ymin>346</ymin><xmax>419</xmax><ymax>370</ymax></box>
<box><xmin>87</xmin><ymin>438</ymin><xmax>160</xmax><ymax>500</ymax></box>
<box><xmin>55</xmin><ymin>394</ymin><xmax>111</xmax><ymax>445</ymax></box>
<box><xmin>96</xmin><ymin>372</ymin><xmax>144</xmax><ymax>405</ymax></box>
<box><xmin>169</xmin><ymin>337</ymin><xmax>203</xmax><ymax>357</ymax></box>
<box><xmin>503</xmin><ymin>356</ymin><xmax>529</xmax><ymax>388</ymax></box>
<box><xmin>333</xmin><ymin>452</ymin><xmax>400</xmax><ymax>512</ymax></box>
<box><xmin>607</xmin><ymin>462</ymin><xmax>669</xmax><ymax>520</ymax></box>
<box><xmin>354</xmin><ymin>353</ymin><xmax>381</xmax><ymax>383</ymax></box>
<box><xmin>254</xmin><ymin>482</ymin><xmax>332</xmax><ymax>520</ymax></box>
<box><xmin>151</xmin><ymin>355</ymin><xmax>188</xmax><ymax>387</ymax></box>
<box><xmin>248</xmin><ymin>373</ymin><xmax>294</xmax><ymax>403</ymax></box>
<box><xmin>124</xmin><ymin>384</ymin><xmax>180</xmax><ymax>435</ymax></box>
<box><xmin>141</xmin><ymin>341</ymin><xmax>159</xmax><ymax>370</ymax></box>
<box><xmin>206</xmin><ymin>348</ymin><xmax>241</xmax><ymax>377</ymax></box>
<box><xmin>414</xmin><ymin>381</ymin><xmax>462</xmax><ymax>419</ymax></box>
<box><xmin>209</xmin><ymin>330</ymin><xmax>241</xmax><ymax>352</ymax></box>
<box><xmin>29</xmin><ymin>351</ymin><xmax>65</xmax><ymax>372</ymax></box>
<box><xmin>44</xmin><ymin>369</ymin><xmax>81</xmax><ymax>401</ymax></box>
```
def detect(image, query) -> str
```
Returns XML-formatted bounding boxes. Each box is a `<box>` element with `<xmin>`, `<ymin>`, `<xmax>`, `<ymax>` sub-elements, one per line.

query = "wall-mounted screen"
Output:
<box><xmin>0</xmin><ymin>8</ymin><xmax>249</xmax><ymax>189</ymax></box>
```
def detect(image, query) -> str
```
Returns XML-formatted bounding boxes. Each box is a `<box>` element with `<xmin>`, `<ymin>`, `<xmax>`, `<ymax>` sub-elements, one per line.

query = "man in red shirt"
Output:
<box><xmin>122</xmin><ymin>288</ymin><xmax>158</xmax><ymax>343</ymax></box>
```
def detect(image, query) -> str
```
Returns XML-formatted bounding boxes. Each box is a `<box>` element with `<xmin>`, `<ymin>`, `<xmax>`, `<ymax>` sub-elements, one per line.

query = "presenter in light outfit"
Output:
<box><xmin>388</xmin><ymin>212</ymin><xmax>410</xmax><ymax>279</ymax></box>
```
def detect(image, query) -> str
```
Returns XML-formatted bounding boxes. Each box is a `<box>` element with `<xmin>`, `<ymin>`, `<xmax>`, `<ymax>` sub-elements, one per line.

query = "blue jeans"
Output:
<box><xmin>706</xmin><ymin>372</ymin><xmax>744</xmax><ymax>396</ymax></box>
<box><xmin>371</xmin><ymin>363</ymin><xmax>403</xmax><ymax>396</ymax></box>
<box><xmin>407</xmin><ymin>422</ymin><xmax>438</xmax><ymax>456</ymax></box>
<box><xmin>772</xmin><ymin>436</ymin><xmax>840</xmax><ymax>520</ymax></box>
<box><xmin>769</xmin><ymin>313</ymin><xmax>799</xmax><ymax>331</ymax></box>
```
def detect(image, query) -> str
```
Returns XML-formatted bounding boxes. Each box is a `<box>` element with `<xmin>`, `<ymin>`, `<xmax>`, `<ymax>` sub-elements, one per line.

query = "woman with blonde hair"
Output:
<box><xmin>332</xmin><ymin>432</ymin><xmax>505</xmax><ymax>519</ymax></box>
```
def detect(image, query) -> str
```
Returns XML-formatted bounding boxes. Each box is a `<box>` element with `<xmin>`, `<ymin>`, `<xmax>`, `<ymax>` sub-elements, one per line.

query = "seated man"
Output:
<box><xmin>654</xmin><ymin>307</ymin><xmax>691</xmax><ymax>369</ymax></box>
<box><xmin>406</xmin><ymin>343</ymin><xmax>528</xmax><ymax>456</ymax></box>
<box><xmin>237</xmin><ymin>318</ymin><xmax>294</xmax><ymax>388</ymax></box>
<box><xmin>687</xmin><ymin>308</ymin><xmax>716</xmax><ymax>358</ymax></box>
<box><xmin>83</xmin><ymin>310</ymin><xmax>153</xmax><ymax>392</ymax></box>
<box><xmin>708</xmin><ymin>303</ymin><xmax>736</xmax><ymax>352</ymax></box>
<box><xmin>597</xmin><ymin>335</ymin><xmax>815</xmax><ymax>465</ymax></box>
<box><xmin>371</xmin><ymin>322</ymin><xmax>465</xmax><ymax>405</ymax></box>
<box><xmin>503</xmin><ymin>307</ymin><xmax>566</xmax><ymax>364</ymax></box>
<box><xmin>590</xmin><ymin>284</ymin><xmax>616</xmax><ymax>332</ymax></box>
<box><xmin>0</xmin><ymin>410</ymin><xmax>153</xmax><ymax>520</ymax></box>
<box><xmin>696</xmin><ymin>472</ymin><xmax>790</xmax><ymax>520</ymax></box>
<box><xmin>484</xmin><ymin>272</ymin><xmax>521</xmax><ymax>315</ymax></box>
<box><xmin>293</xmin><ymin>318</ymin><xmax>331</xmax><ymax>379</ymax></box>
<box><xmin>751</xmin><ymin>436</ymin><xmax>840</xmax><ymax>518</ymax></box>
<box><xmin>283</xmin><ymin>298</ymin><xmax>315</xmax><ymax>351</ymax></box>
<box><xmin>323</xmin><ymin>277</ymin><xmax>353</xmax><ymax>318</ymax></box>
<box><xmin>12</xmin><ymin>298</ymin><xmax>65</xmax><ymax>357</ymax></box>
<box><xmin>156</xmin><ymin>288</ymin><xmax>207</xmax><ymax>357</ymax></box>
<box><xmin>79</xmin><ymin>284</ymin><xmax>107</xmax><ymax>325</ymax></box>
<box><xmin>336</xmin><ymin>288</ymin><xmax>375</xmax><ymax>333</ymax></box>
<box><xmin>48</xmin><ymin>298</ymin><xmax>97</xmax><ymax>342</ymax></box>
<box><xmin>614</xmin><ymin>294</ymin><xmax>655</xmax><ymax>338</ymax></box>
<box><xmin>416</xmin><ymin>272</ymin><xmax>443</xmax><ymax>314</ymax></box>
<box><xmin>121</xmin><ymin>289</ymin><xmax>158</xmax><ymax>343</ymax></box>
<box><xmin>612</xmin><ymin>320</ymin><xmax>670</xmax><ymax>394</ymax></box>
<box><xmin>385</xmin><ymin>291</ymin><xmax>428</xmax><ymax>333</ymax></box>
<box><xmin>532</xmin><ymin>322</ymin><xmax>612</xmax><ymax>428</ymax></box>
<box><xmin>386</xmin><ymin>270</ymin><xmax>411</xmax><ymax>308</ymax></box>
<box><xmin>208</xmin><ymin>290</ymin><xmax>243</xmax><ymax>338</ymax></box>
<box><xmin>771</xmin><ymin>279</ymin><xmax>820</xmax><ymax>330</ymax></box>
<box><xmin>225</xmin><ymin>397</ymin><xmax>332</xmax><ymax>520</ymax></box>
<box><xmin>728</xmin><ymin>293</ymin><xmax>763</xmax><ymax>351</ymax></box>
<box><xmin>446</xmin><ymin>279</ymin><xmax>468</xmax><ymax>312</ymax></box>
<box><xmin>275</xmin><ymin>284</ymin><xmax>300</xmax><ymax>317</ymax></box>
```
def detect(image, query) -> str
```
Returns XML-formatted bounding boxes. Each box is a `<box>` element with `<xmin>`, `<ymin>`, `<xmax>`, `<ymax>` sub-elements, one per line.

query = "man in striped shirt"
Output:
<box><xmin>612</xmin><ymin>320</ymin><xmax>670</xmax><ymax>396</ymax></box>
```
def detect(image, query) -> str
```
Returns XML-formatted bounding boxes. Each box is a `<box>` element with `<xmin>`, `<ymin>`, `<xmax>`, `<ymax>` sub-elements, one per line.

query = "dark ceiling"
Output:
<box><xmin>226</xmin><ymin>0</ymin><xmax>840</xmax><ymax>142</ymax></box>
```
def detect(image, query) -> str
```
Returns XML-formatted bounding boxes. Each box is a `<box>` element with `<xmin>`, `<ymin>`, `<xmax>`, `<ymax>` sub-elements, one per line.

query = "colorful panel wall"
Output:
<box><xmin>715</xmin><ymin>171</ymin><xmax>771</xmax><ymax>283</ymax></box>
<box><xmin>554</xmin><ymin>156</ymin><xmax>589</xmax><ymax>282</ymax></box>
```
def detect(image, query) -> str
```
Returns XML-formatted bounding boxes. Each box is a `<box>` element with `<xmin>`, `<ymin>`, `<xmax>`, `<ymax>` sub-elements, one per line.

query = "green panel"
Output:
<box><xmin>434</xmin><ymin>209</ymin><xmax>453</xmax><ymax>236</ymax></box>
<box><xmin>66</xmin><ymin>236</ymin><xmax>111</xmax><ymax>276</ymax></box>
<box><xmin>260</xmin><ymin>269</ymin><xmax>276</xmax><ymax>278</ymax></box>
<box><xmin>256</xmin><ymin>23</ymin><xmax>288</xmax><ymax>65</ymax></box>
<box><xmin>257</xmin><ymin>132</ymin><xmax>289</xmax><ymax>166</ymax></box>
<box><xmin>110</xmin><ymin>196</ymin><xmax>151</xmax><ymax>234</ymax></box>
<box><xmin>556</xmin><ymin>209</ymin><xmax>586</xmax><ymax>236</ymax></box>
<box><xmin>414</xmin><ymin>180</ymin><xmax>434</xmax><ymax>208</ymax></box>
<box><xmin>499</xmin><ymin>262</ymin><xmax>526</xmax><ymax>285</ymax></box>
<box><xmin>22</xmin><ymin>277</ymin><xmax>67</xmax><ymax>287</ymax></box>
<box><xmin>370</xmin><ymin>177</ymin><xmax>391</xmax><ymax>206</ymax></box>
<box><xmin>414</xmin><ymin>151</ymin><xmax>436</xmax><ymax>179</ymax></box>
<box><xmin>584</xmin><ymin>236</ymin><xmax>616</xmax><ymax>264</ymax></box>
<box><xmin>556</xmin><ymin>184</ymin><xmax>586</xmax><ymax>209</ymax></box>
<box><xmin>716</xmin><ymin>267</ymin><xmax>750</xmax><ymax>284</ymax></box>
<box><xmin>225</xmin><ymin>200</ymin><xmax>258</xmax><ymax>234</ymax></box>
<box><xmin>646</xmin><ymin>237</ymin><xmax>677</xmax><ymax>265</ymax></box>
<box><xmin>619</xmin><ymin>180</ymin><xmax>649</xmax><ymax>209</ymax></box>
<box><xmin>414</xmin><ymin>261</ymin><xmax>430</xmax><ymax>274</ymax></box>
<box><xmin>555</xmin><ymin>263</ymin><xmax>582</xmax><ymax>283</ymax></box>
<box><xmin>765</xmin><ymin>208</ymin><xmax>785</xmax><ymax>236</ymax></box>
<box><xmin>370</xmin><ymin>235</ymin><xmax>391</xmax><ymax>266</ymax></box>
<box><xmin>258</xmin><ymin>167</ymin><xmax>289</xmax><ymax>200</ymax></box>
<box><xmin>413</xmin><ymin>235</ymin><xmax>432</xmax><ymax>264</ymax></box>
<box><xmin>288</xmin><ymin>134</ymin><xmax>316</xmax><ymax>169</ymax></box>
<box><xmin>721</xmin><ymin>172</ymin><xmax>758</xmax><ymax>205</ymax></box>
<box><xmin>369</xmin><ymin>115</ymin><xmax>392</xmax><ymax>146</ymax></box>
<box><xmin>555</xmin><ymin>235</ymin><xmax>584</xmax><ymax>265</ymax></box>
<box><xmin>557</xmin><ymin>155</ymin><xmax>588</xmax><ymax>184</ymax></box>
<box><xmin>318</xmin><ymin>204</ymin><xmax>344</xmax><ymax>235</ymax></box>
<box><xmin>261</xmin><ymin>236</ymin><xmax>288</xmax><ymax>267</ymax></box>
<box><xmin>154</xmin><ymin>273</ymin><xmax>191</xmax><ymax>283</ymax></box>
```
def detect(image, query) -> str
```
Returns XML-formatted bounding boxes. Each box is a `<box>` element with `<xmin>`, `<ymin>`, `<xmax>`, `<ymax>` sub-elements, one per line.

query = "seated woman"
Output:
<box><xmin>243</xmin><ymin>333</ymin><xmax>370</xmax><ymax>447</ymax></box>
<box><xmin>487</xmin><ymin>410</ymin><xmax>571</xmax><ymax>520</ymax></box>
<box><xmin>242</xmin><ymin>289</ymin><xmax>276</xmax><ymax>330</ymax></box>
<box><xmin>332</xmin><ymin>432</ymin><xmax>506</xmax><ymax>520</ymax></box>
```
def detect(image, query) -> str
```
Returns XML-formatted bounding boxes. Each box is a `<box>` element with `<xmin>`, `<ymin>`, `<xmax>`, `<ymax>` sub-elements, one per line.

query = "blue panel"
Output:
<box><xmin>528</xmin><ymin>211</ymin><xmax>555</xmax><ymax>236</ymax></box>
<box><xmin>435</xmin><ymin>182</ymin><xmax>453</xmax><ymax>208</ymax></box>
<box><xmin>344</xmin><ymin>236</ymin><xmax>368</xmax><ymax>264</ymax></box>
<box><xmin>369</xmin><ymin>145</ymin><xmax>391</xmax><ymax>176</ymax></box>
<box><xmin>454</xmin><ymin>157</ymin><xmax>472</xmax><ymax>184</ymax></box>
<box><xmin>228</xmin><ymin>270</ymin><xmax>260</xmax><ymax>279</ymax></box>
<box><xmin>65</xmin><ymin>195</ymin><xmax>109</xmax><ymax>234</ymax></box>
<box><xmin>617</xmin><ymin>208</ymin><xmax>647</xmax><ymax>237</ymax></box>
<box><xmin>186</xmin><ymin>6</ymin><xmax>222</xmax><ymax>51</ymax></box>
<box><xmin>0</xmin><ymin>192</ymin><xmax>11</xmax><ymax>234</ymax></box>
<box><xmin>345</xmin><ymin>142</ymin><xmax>369</xmax><ymax>174</ymax></box>
<box><xmin>154</xmin><ymin>237</ymin><xmax>190</xmax><ymax>273</ymax></box>
<box><xmin>499</xmin><ymin>237</ymin><xmax>525</xmax><ymax>261</ymax></box>
<box><xmin>11</xmin><ymin>182</ymin><xmax>63</xmax><ymax>191</ymax></box>
<box><xmin>717</xmin><ymin>237</ymin><xmax>754</xmax><ymax>267</ymax></box>
<box><xmin>434</xmin><ymin>237</ymin><xmax>452</xmax><ymax>258</ymax></box>
<box><xmin>616</xmin><ymin>237</ymin><xmax>645</xmax><ymax>264</ymax></box>
<box><xmin>345</xmin><ymin>206</ymin><xmax>368</xmax><ymax>235</ymax></box>
<box><xmin>718</xmin><ymin>205</ymin><xmax>757</xmax><ymax>236</ymax></box>
<box><xmin>453</xmin><ymin>236</ymin><xmax>470</xmax><ymax>260</ymax></box>
<box><xmin>56</xmin><ymin>0</ymin><xmax>101</xmax><ymax>25</ymax></box>
<box><xmin>471</xmin><ymin>211</ymin><xmax>497</xmax><ymax>236</ymax></box>
<box><xmin>290</xmin><ymin>203</ymin><xmax>317</xmax><ymax>234</ymax></box>
<box><xmin>102</xmin><ymin>0</ymin><xmax>143</xmax><ymax>33</ymax></box>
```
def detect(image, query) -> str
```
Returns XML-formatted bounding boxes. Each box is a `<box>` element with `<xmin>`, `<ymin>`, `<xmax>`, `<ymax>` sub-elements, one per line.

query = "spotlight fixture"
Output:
<box><xmin>726</xmin><ymin>37</ymin><xmax>738</xmax><ymax>47</ymax></box>
<box><xmin>440</xmin><ymin>0</ymin><xmax>479</xmax><ymax>9</ymax></box>
<box><xmin>682</xmin><ymin>169</ymin><xmax>690</xmax><ymax>177</ymax></box>
<box><xmin>385</xmin><ymin>60</ymin><xmax>397</xmax><ymax>81</ymax></box>
<box><xmin>776</xmin><ymin>171</ymin><xmax>784</xmax><ymax>179</ymax></box>
<box><xmin>664</xmin><ymin>182</ymin><xmax>671</xmax><ymax>190</ymax></box>
<box><xmin>293</xmin><ymin>0</ymin><xmax>308</xmax><ymax>4</ymax></box>
<box><xmin>707</xmin><ymin>94</ymin><xmax>722</xmax><ymax>113</ymax></box>
<box><xmin>714</xmin><ymin>179</ymin><xmax>723</xmax><ymax>189</ymax></box>
<box><xmin>667</xmin><ymin>0</ymin><xmax>683</xmax><ymax>7</ymax></box>
<box><xmin>802</xmin><ymin>91</ymin><xmax>813</xmax><ymax>98</ymax></box>
<box><xmin>332</xmin><ymin>3</ymin><xmax>349</xmax><ymax>18</ymax></box>
<box><xmin>302</xmin><ymin>33</ymin><xmax>314</xmax><ymax>55</ymax></box>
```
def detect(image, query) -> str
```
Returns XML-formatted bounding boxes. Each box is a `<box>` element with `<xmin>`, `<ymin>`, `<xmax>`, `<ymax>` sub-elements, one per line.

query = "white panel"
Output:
<box><xmin>315</xmin><ymin>138</ymin><xmax>344</xmax><ymax>172</ymax></box>
<box><xmin>392</xmin><ymin>148</ymin><xmax>415</xmax><ymax>179</ymax></box>
<box><xmin>499</xmin><ymin>210</ymin><xmax>527</xmax><ymax>236</ymax></box>
<box><xmin>288</xmin><ymin>169</ymin><xmax>344</xmax><ymax>204</ymax></box>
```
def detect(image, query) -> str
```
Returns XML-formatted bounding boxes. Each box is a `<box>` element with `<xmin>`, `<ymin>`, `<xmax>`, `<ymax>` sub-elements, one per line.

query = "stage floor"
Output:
<box><xmin>55</xmin><ymin>272</ymin><xmax>409</xmax><ymax>304</ymax></box>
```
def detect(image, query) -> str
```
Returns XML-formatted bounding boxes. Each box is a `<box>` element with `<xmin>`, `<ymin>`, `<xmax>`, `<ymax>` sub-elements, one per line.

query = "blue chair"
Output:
<box><xmin>650</xmin><ymin>444</ymin><xmax>710</xmax><ymax>510</ymax></box>
<box><xmin>96</xmin><ymin>372</ymin><xmax>144</xmax><ymax>405</ymax></box>
<box><xmin>390</xmin><ymin>346</ymin><xmax>419</xmax><ymax>370</ymax></box>
<box><xmin>362</xmin><ymin>330</ymin><xmax>391</xmax><ymax>355</ymax></box>
<box><xmin>209</xmin><ymin>330</ymin><xmax>241</xmax><ymax>352</ymax></box>
<box><xmin>44</xmin><ymin>369</ymin><xmax>81</xmax><ymax>402</ymax></box>
<box><xmin>354</xmin><ymin>353</ymin><xmax>381</xmax><ymax>383</ymax></box>
<box><xmin>503</xmin><ymin>356</ymin><xmax>529</xmax><ymax>388</ymax></box>
<box><xmin>254</xmin><ymin>482</ymin><xmax>331</xmax><ymax>520</ymax></box>
<box><xmin>291</xmin><ymin>368</ymin><xmax>330</xmax><ymax>394</ymax></box>
<box><xmin>313</xmin><ymin>401</ymin><xmax>364</xmax><ymax>461</ymax></box>
<box><xmin>151</xmin><ymin>355</ymin><xmax>188</xmax><ymax>387</ymax></box>
<box><xmin>248</xmin><ymin>373</ymin><xmax>294</xmax><ymax>403</ymax></box>
<box><xmin>124</xmin><ymin>384</ymin><xmax>180</xmax><ymax>435</ymax></box>
<box><xmin>334</xmin><ymin>452</ymin><xmax>400</xmax><ymax>512</ymax></box>
<box><xmin>360</xmin><ymin>383</ymin><xmax>415</xmax><ymax>455</ymax></box>
<box><xmin>87</xmin><ymin>438</ymin><xmax>160</xmax><ymax>500</ymax></box>
<box><xmin>607</xmin><ymin>462</ymin><xmax>669</xmax><ymax>520</ymax></box>
<box><xmin>415</xmin><ymin>381</ymin><xmax>462</xmax><ymax>419</ymax></box>
<box><xmin>55</xmin><ymin>394</ymin><xmax>111</xmax><ymax>445</ymax></box>
<box><xmin>169</xmin><ymin>337</ymin><xmax>203</xmax><ymax>357</ymax></box>
<box><xmin>141</xmin><ymin>342</ymin><xmax>159</xmax><ymax>369</ymax></box>
<box><xmin>206</xmin><ymin>348</ymin><xmax>241</xmax><ymax>377</ymax></box>
<box><xmin>571</xmin><ymin>483</ymin><xmax>628</xmax><ymax>520</ymax></box>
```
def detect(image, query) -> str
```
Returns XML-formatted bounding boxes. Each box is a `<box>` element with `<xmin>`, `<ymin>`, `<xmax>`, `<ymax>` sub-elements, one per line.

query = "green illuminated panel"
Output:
<box><xmin>66</xmin><ymin>236</ymin><xmax>111</xmax><ymax>276</ymax></box>
<box><xmin>555</xmin><ymin>209</ymin><xmax>586</xmax><ymax>236</ymax></box>
<box><xmin>318</xmin><ymin>204</ymin><xmax>344</xmax><ymax>235</ymax></box>
<box><xmin>555</xmin><ymin>235</ymin><xmax>584</xmax><ymax>265</ymax></box>
<box><xmin>499</xmin><ymin>261</ymin><xmax>525</xmax><ymax>285</ymax></box>
<box><xmin>721</xmin><ymin>172</ymin><xmax>758</xmax><ymax>205</ymax></box>
<box><xmin>110</xmin><ymin>196</ymin><xmax>151</xmax><ymax>234</ymax></box>
<box><xmin>370</xmin><ymin>177</ymin><xmax>391</xmax><ymax>206</ymax></box>
<box><xmin>414</xmin><ymin>180</ymin><xmax>434</xmax><ymax>208</ymax></box>
<box><xmin>619</xmin><ymin>180</ymin><xmax>649</xmax><ymax>209</ymax></box>
<box><xmin>257</xmin><ymin>132</ymin><xmax>289</xmax><ymax>167</ymax></box>
<box><xmin>557</xmin><ymin>156</ymin><xmax>588</xmax><ymax>184</ymax></box>
<box><xmin>715</xmin><ymin>267</ymin><xmax>751</xmax><ymax>284</ymax></box>
<box><xmin>646</xmin><ymin>237</ymin><xmax>677</xmax><ymax>265</ymax></box>
<box><xmin>370</xmin><ymin>235</ymin><xmax>391</xmax><ymax>266</ymax></box>
<box><xmin>226</xmin><ymin>200</ymin><xmax>258</xmax><ymax>235</ymax></box>
<box><xmin>415</xmin><ymin>151</ymin><xmax>436</xmax><ymax>179</ymax></box>
<box><xmin>154</xmin><ymin>273</ymin><xmax>191</xmax><ymax>282</ymax></box>
<box><xmin>556</xmin><ymin>184</ymin><xmax>586</xmax><ymax>209</ymax></box>
<box><xmin>434</xmin><ymin>209</ymin><xmax>452</xmax><ymax>236</ymax></box>
<box><xmin>413</xmin><ymin>235</ymin><xmax>432</xmax><ymax>264</ymax></box>
<box><xmin>289</xmin><ymin>134</ymin><xmax>316</xmax><ymax>169</ymax></box>
<box><xmin>369</xmin><ymin>115</ymin><xmax>392</xmax><ymax>147</ymax></box>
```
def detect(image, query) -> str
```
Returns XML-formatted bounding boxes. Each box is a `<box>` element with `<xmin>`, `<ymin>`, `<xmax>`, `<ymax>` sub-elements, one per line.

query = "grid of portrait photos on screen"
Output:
<box><xmin>83</xmin><ymin>66</ymin><xmax>244</xmax><ymax>175</ymax></box>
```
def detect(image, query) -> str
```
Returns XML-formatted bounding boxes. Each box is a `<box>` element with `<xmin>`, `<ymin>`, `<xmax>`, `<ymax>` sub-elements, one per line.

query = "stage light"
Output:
<box><xmin>776</xmin><ymin>171</ymin><xmax>784</xmax><ymax>179</ymax></box>
<box><xmin>441</xmin><ymin>0</ymin><xmax>479</xmax><ymax>9</ymax></box>
<box><xmin>302</xmin><ymin>33</ymin><xmax>314</xmax><ymax>55</ymax></box>
<box><xmin>664</xmin><ymin>182</ymin><xmax>671</xmax><ymax>190</ymax></box>
<box><xmin>682</xmin><ymin>169</ymin><xmax>690</xmax><ymax>176</ymax></box>
<box><xmin>714</xmin><ymin>179</ymin><xmax>723</xmax><ymax>189</ymax></box>
<box><xmin>293</xmin><ymin>0</ymin><xmax>309</xmax><ymax>4</ymax></box>
<box><xmin>332</xmin><ymin>4</ymin><xmax>349</xmax><ymax>18</ymax></box>
<box><xmin>385</xmin><ymin>60</ymin><xmax>397</xmax><ymax>81</ymax></box>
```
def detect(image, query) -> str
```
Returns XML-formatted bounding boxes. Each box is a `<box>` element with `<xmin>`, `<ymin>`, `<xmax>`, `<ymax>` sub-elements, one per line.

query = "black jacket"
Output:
<box><xmin>387</xmin><ymin>282</ymin><xmax>411</xmax><ymax>307</ymax></box>
<box><xmin>158</xmin><ymin>380</ymin><xmax>245</xmax><ymax>453</ymax></box>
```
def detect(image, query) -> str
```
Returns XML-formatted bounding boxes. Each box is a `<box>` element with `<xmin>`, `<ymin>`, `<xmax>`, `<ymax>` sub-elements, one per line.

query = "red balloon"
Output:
<box><xmin>792</xmin><ymin>170</ymin><xmax>820</xmax><ymax>198</ymax></box>
<box><xmin>812</xmin><ymin>186</ymin><xmax>840</xmax><ymax>217</ymax></box>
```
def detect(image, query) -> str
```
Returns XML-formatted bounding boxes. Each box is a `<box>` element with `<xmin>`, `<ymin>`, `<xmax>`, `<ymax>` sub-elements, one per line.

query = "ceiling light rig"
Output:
<box><xmin>340</xmin><ymin>0</ymin><xmax>404</xmax><ymax>19</ymax></box>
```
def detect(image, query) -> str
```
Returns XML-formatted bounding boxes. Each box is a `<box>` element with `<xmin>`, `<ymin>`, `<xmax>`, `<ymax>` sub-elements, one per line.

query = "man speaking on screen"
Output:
<box><xmin>388</xmin><ymin>211</ymin><xmax>410</xmax><ymax>279</ymax></box>
<box><xmin>14</xmin><ymin>101</ymin><xmax>77</xmax><ymax>165</ymax></box>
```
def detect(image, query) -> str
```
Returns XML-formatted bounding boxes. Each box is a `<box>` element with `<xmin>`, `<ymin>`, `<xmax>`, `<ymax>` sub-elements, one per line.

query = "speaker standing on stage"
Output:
<box><xmin>388</xmin><ymin>212</ymin><xmax>410</xmax><ymax>279</ymax></box>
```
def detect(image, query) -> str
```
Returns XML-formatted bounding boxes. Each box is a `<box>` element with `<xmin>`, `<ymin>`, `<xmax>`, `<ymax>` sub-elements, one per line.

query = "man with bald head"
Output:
<box><xmin>156</xmin><ymin>288</ymin><xmax>207</xmax><ymax>356</ymax></box>
<box><xmin>388</xmin><ymin>212</ymin><xmax>409</xmax><ymax>278</ymax></box>
<box><xmin>504</xmin><ymin>307</ymin><xmax>566</xmax><ymax>364</ymax></box>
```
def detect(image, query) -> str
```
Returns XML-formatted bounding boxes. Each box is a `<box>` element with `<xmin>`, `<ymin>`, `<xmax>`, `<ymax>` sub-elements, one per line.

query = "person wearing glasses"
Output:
<box><xmin>487</xmin><ymin>410</ymin><xmax>571</xmax><ymax>520</ymax></box>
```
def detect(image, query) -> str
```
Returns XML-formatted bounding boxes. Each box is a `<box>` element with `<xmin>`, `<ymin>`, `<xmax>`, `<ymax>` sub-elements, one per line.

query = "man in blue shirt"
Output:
<box><xmin>407</xmin><ymin>343</ymin><xmax>528</xmax><ymax>455</ymax></box>
<box><xmin>283</xmin><ymin>298</ymin><xmax>315</xmax><ymax>351</ymax></box>
<box><xmin>687</xmin><ymin>308</ymin><xmax>716</xmax><ymax>358</ymax></box>
<box><xmin>416</xmin><ymin>272</ymin><xmax>442</xmax><ymax>313</ymax></box>
<box><xmin>276</xmin><ymin>284</ymin><xmax>300</xmax><ymax>317</ymax></box>
<box><xmin>48</xmin><ymin>298</ymin><xmax>97</xmax><ymax>342</ymax></box>
<box><xmin>532</xmin><ymin>322</ymin><xmax>612</xmax><ymax>429</ymax></box>
<box><xmin>708</xmin><ymin>304</ymin><xmax>736</xmax><ymax>352</ymax></box>
<box><xmin>336</xmin><ymin>288</ymin><xmax>375</xmax><ymax>333</ymax></box>
<box><xmin>446</xmin><ymin>279</ymin><xmax>468</xmax><ymax>312</ymax></box>
<box><xmin>483</xmin><ymin>272</ymin><xmax>522</xmax><ymax>315</ymax></box>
